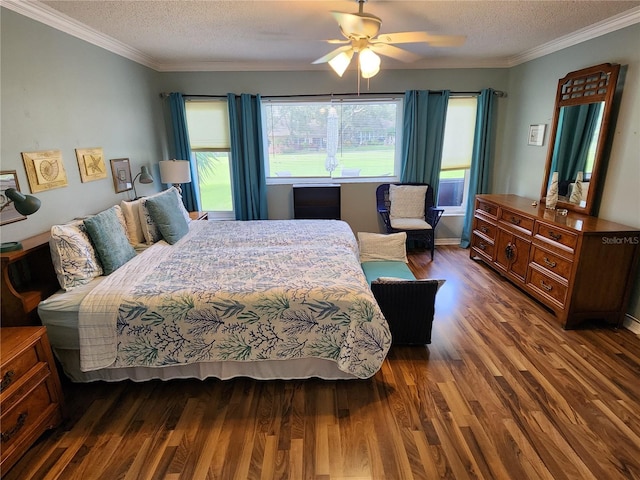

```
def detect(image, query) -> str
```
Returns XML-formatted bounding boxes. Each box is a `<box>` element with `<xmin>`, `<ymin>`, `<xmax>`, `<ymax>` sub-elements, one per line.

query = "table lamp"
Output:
<box><xmin>132</xmin><ymin>166</ymin><xmax>154</xmax><ymax>199</ymax></box>
<box><xmin>1</xmin><ymin>188</ymin><xmax>42</xmax><ymax>252</ymax></box>
<box><xmin>159</xmin><ymin>159</ymin><xmax>191</xmax><ymax>194</ymax></box>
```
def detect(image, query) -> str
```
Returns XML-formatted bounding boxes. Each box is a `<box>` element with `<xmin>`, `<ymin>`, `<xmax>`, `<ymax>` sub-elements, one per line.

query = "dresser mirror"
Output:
<box><xmin>540</xmin><ymin>63</ymin><xmax>620</xmax><ymax>216</ymax></box>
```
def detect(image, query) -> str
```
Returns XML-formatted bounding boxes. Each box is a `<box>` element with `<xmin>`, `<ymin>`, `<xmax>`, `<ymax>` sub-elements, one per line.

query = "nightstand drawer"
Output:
<box><xmin>0</xmin><ymin>344</ymin><xmax>39</xmax><ymax>395</ymax></box>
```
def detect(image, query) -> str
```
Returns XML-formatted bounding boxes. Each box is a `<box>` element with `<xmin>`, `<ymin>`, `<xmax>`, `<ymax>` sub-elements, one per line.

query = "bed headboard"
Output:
<box><xmin>1</xmin><ymin>231</ymin><xmax>58</xmax><ymax>327</ymax></box>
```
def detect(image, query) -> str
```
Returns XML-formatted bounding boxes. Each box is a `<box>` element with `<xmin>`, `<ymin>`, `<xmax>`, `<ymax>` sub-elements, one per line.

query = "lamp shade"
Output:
<box><xmin>359</xmin><ymin>48</ymin><xmax>381</xmax><ymax>79</ymax></box>
<box><xmin>138</xmin><ymin>166</ymin><xmax>154</xmax><ymax>184</ymax></box>
<box><xmin>329</xmin><ymin>50</ymin><xmax>354</xmax><ymax>77</ymax></box>
<box><xmin>159</xmin><ymin>160</ymin><xmax>191</xmax><ymax>185</ymax></box>
<box><xmin>5</xmin><ymin>188</ymin><xmax>41</xmax><ymax>216</ymax></box>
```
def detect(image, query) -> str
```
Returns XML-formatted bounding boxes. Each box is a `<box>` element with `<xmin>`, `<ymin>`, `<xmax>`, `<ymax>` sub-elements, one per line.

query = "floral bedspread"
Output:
<box><xmin>78</xmin><ymin>220</ymin><xmax>391</xmax><ymax>379</ymax></box>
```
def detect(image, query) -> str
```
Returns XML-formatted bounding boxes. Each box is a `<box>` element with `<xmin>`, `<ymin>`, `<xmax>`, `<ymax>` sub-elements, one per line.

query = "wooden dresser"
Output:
<box><xmin>470</xmin><ymin>194</ymin><xmax>640</xmax><ymax>328</ymax></box>
<box><xmin>0</xmin><ymin>326</ymin><xmax>64</xmax><ymax>472</ymax></box>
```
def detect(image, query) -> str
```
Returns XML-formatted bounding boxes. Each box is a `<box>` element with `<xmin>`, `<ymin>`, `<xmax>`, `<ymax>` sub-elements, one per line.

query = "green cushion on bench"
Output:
<box><xmin>361</xmin><ymin>260</ymin><xmax>415</xmax><ymax>285</ymax></box>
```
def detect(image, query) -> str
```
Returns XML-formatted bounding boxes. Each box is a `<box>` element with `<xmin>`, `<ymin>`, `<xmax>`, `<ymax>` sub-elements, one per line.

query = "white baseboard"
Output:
<box><xmin>436</xmin><ymin>238</ymin><xmax>462</xmax><ymax>246</ymax></box>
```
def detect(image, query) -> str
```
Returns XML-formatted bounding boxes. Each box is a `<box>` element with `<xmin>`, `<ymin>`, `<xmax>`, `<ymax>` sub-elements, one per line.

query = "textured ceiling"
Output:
<box><xmin>8</xmin><ymin>1</ymin><xmax>640</xmax><ymax>71</ymax></box>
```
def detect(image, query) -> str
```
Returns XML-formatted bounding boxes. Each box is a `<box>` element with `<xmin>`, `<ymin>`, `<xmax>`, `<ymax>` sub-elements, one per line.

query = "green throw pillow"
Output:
<box><xmin>145</xmin><ymin>189</ymin><xmax>189</xmax><ymax>244</ymax></box>
<box><xmin>84</xmin><ymin>206</ymin><xmax>136</xmax><ymax>275</ymax></box>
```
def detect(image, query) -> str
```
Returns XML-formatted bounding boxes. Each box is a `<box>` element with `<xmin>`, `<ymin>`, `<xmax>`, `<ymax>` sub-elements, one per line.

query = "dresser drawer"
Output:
<box><xmin>471</xmin><ymin>233</ymin><xmax>495</xmax><ymax>261</ymax></box>
<box><xmin>530</xmin><ymin>246</ymin><xmax>573</xmax><ymax>281</ymax></box>
<box><xmin>534</xmin><ymin>221</ymin><xmax>578</xmax><ymax>253</ymax></box>
<box><xmin>475</xmin><ymin>199</ymin><xmax>498</xmax><ymax>219</ymax></box>
<box><xmin>474</xmin><ymin>217</ymin><xmax>497</xmax><ymax>241</ymax></box>
<box><xmin>499</xmin><ymin>208</ymin><xmax>535</xmax><ymax>235</ymax></box>
<box><xmin>527</xmin><ymin>268</ymin><xmax>568</xmax><ymax>307</ymax></box>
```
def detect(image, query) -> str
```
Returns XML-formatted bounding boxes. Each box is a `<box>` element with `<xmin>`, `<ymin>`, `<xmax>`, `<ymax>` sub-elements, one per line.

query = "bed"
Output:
<box><xmin>38</xmin><ymin>213</ymin><xmax>391</xmax><ymax>383</ymax></box>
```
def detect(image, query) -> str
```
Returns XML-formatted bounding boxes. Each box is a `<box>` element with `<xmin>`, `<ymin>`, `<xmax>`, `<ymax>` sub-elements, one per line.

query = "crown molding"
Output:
<box><xmin>507</xmin><ymin>6</ymin><xmax>640</xmax><ymax>67</ymax></box>
<box><xmin>3</xmin><ymin>0</ymin><xmax>639</xmax><ymax>73</ymax></box>
<box><xmin>1</xmin><ymin>0</ymin><xmax>160</xmax><ymax>70</ymax></box>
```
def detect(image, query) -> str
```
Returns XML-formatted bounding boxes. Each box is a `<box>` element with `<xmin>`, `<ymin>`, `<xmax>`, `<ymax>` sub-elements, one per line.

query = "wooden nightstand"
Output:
<box><xmin>189</xmin><ymin>211</ymin><xmax>208</xmax><ymax>221</ymax></box>
<box><xmin>0</xmin><ymin>327</ymin><xmax>64</xmax><ymax>472</ymax></box>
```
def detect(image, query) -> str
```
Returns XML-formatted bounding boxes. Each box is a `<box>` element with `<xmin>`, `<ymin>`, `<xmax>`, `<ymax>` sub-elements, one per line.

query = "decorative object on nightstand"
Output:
<box><xmin>188</xmin><ymin>211</ymin><xmax>208</xmax><ymax>221</ymax></box>
<box><xmin>132</xmin><ymin>165</ymin><xmax>154</xmax><ymax>199</ymax></box>
<box><xmin>0</xmin><ymin>187</ymin><xmax>42</xmax><ymax>253</ymax></box>
<box><xmin>0</xmin><ymin>326</ymin><xmax>64</xmax><ymax>473</ymax></box>
<box><xmin>159</xmin><ymin>159</ymin><xmax>191</xmax><ymax>194</ymax></box>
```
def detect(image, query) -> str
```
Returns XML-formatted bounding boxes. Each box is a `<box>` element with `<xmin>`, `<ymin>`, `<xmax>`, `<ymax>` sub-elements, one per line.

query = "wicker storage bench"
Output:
<box><xmin>361</xmin><ymin>261</ymin><xmax>441</xmax><ymax>345</ymax></box>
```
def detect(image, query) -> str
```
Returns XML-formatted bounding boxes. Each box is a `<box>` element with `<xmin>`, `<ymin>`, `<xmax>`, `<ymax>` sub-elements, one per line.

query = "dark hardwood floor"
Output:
<box><xmin>6</xmin><ymin>246</ymin><xmax>640</xmax><ymax>479</ymax></box>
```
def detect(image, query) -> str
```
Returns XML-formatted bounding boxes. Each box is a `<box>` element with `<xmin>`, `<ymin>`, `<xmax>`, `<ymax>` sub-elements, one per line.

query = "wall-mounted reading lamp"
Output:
<box><xmin>0</xmin><ymin>188</ymin><xmax>42</xmax><ymax>252</ymax></box>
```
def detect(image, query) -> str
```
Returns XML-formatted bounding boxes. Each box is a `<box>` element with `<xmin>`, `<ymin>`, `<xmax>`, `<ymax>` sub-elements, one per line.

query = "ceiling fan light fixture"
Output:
<box><xmin>359</xmin><ymin>48</ymin><xmax>380</xmax><ymax>78</ymax></box>
<box><xmin>329</xmin><ymin>50</ymin><xmax>354</xmax><ymax>77</ymax></box>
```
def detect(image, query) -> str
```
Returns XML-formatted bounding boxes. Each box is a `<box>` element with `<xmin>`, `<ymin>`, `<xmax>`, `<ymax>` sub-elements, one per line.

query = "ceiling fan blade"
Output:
<box><xmin>312</xmin><ymin>45</ymin><xmax>353</xmax><ymax>64</ymax></box>
<box><xmin>326</xmin><ymin>39</ymin><xmax>350</xmax><ymax>45</ymax></box>
<box><xmin>372</xmin><ymin>31</ymin><xmax>466</xmax><ymax>47</ymax></box>
<box><xmin>370</xmin><ymin>43</ymin><xmax>422</xmax><ymax>63</ymax></box>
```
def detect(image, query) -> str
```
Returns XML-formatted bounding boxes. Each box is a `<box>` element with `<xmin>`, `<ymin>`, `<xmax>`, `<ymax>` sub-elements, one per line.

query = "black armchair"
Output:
<box><xmin>376</xmin><ymin>183</ymin><xmax>444</xmax><ymax>259</ymax></box>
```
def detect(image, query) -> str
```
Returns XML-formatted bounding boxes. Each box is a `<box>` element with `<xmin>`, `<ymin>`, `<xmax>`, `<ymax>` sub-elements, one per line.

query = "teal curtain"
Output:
<box><xmin>549</xmin><ymin>102</ymin><xmax>602</xmax><ymax>185</ymax></box>
<box><xmin>169</xmin><ymin>93</ymin><xmax>200</xmax><ymax>212</ymax></box>
<box><xmin>227</xmin><ymin>93</ymin><xmax>268</xmax><ymax>220</ymax></box>
<box><xmin>400</xmin><ymin>90</ymin><xmax>450</xmax><ymax>199</ymax></box>
<box><xmin>460</xmin><ymin>89</ymin><xmax>497</xmax><ymax>248</ymax></box>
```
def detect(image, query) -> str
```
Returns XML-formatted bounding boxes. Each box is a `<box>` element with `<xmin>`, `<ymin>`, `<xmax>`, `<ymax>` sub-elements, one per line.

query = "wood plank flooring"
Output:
<box><xmin>5</xmin><ymin>246</ymin><xmax>640</xmax><ymax>479</ymax></box>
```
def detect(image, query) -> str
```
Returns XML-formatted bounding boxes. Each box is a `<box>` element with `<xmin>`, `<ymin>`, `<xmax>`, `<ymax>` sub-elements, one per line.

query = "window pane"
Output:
<box><xmin>194</xmin><ymin>152</ymin><xmax>233</xmax><ymax>212</ymax></box>
<box><xmin>438</xmin><ymin>169</ymin><xmax>467</xmax><ymax>207</ymax></box>
<box><xmin>263</xmin><ymin>100</ymin><xmax>400</xmax><ymax>178</ymax></box>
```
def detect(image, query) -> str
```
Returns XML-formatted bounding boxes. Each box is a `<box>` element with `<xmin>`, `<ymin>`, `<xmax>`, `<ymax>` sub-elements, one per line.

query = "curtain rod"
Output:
<box><xmin>160</xmin><ymin>90</ymin><xmax>506</xmax><ymax>99</ymax></box>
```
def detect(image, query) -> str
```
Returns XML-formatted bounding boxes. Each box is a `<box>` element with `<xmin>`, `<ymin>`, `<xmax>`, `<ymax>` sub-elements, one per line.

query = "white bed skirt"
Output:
<box><xmin>52</xmin><ymin>348</ymin><xmax>359</xmax><ymax>383</ymax></box>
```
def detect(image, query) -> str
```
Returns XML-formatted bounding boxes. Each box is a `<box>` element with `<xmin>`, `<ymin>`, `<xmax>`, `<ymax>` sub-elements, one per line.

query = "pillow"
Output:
<box><xmin>145</xmin><ymin>189</ymin><xmax>189</xmax><ymax>244</ymax></box>
<box><xmin>49</xmin><ymin>221</ymin><xmax>103</xmax><ymax>291</ymax></box>
<box><xmin>84</xmin><ymin>206</ymin><xmax>136</xmax><ymax>275</ymax></box>
<box><xmin>120</xmin><ymin>199</ymin><xmax>145</xmax><ymax>245</ymax></box>
<box><xmin>138</xmin><ymin>188</ymin><xmax>187</xmax><ymax>244</ymax></box>
<box><xmin>389</xmin><ymin>184</ymin><xmax>428</xmax><ymax>219</ymax></box>
<box><xmin>358</xmin><ymin>232</ymin><xmax>407</xmax><ymax>263</ymax></box>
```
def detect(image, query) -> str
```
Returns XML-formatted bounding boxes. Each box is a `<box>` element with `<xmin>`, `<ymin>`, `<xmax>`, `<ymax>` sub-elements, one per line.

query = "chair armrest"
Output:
<box><xmin>377</xmin><ymin>207</ymin><xmax>392</xmax><ymax>231</ymax></box>
<box><xmin>426</xmin><ymin>206</ymin><xmax>444</xmax><ymax>229</ymax></box>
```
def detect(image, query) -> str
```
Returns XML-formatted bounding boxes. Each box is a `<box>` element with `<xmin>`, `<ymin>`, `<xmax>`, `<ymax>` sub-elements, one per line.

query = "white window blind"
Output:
<box><xmin>185</xmin><ymin>100</ymin><xmax>230</xmax><ymax>150</ymax></box>
<box><xmin>440</xmin><ymin>97</ymin><xmax>478</xmax><ymax>171</ymax></box>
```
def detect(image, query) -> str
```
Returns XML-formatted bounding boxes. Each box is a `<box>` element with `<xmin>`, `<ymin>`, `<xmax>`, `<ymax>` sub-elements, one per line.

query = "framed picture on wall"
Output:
<box><xmin>110</xmin><ymin>158</ymin><xmax>133</xmax><ymax>193</ymax></box>
<box><xmin>0</xmin><ymin>170</ymin><xmax>27</xmax><ymax>225</ymax></box>
<box><xmin>76</xmin><ymin>147</ymin><xmax>107</xmax><ymax>182</ymax></box>
<box><xmin>22</xmin><ymin>149</ymin><xmax>68</xmax><ymax>193</ymax></box>
<box><xmin>528</xmin><ymin>124</ymin><xmax>546</xmax><ymax>146</ymax></box>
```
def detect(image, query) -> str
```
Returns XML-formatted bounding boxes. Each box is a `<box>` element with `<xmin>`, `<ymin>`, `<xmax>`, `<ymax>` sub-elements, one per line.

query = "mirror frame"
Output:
<box><xmin>540</xmin><ymin>63</ymin><xmax>620</xmax><ymax>216</ymax></box>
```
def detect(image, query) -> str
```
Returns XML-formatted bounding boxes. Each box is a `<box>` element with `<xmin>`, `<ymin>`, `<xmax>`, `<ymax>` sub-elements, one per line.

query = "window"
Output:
<box><xmin>437</xmin><ymin>97</ymin><xmax>478</xmax><ymax>213</ymax></box>
<box><xmin>185</xmin><ymin>100</ymin><xmax>234</xmax><ymax>219</ymax></box>
<box><xmin>262</xmin><ymin>98</ymin><xmax>403</xmax><ymax>181</ymax></box>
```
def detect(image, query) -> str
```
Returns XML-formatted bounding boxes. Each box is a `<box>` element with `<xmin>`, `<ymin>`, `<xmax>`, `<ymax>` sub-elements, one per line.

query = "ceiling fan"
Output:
<box><xmin>313</xmin><ymin>0</ymin><xmax>466</xmax><ymax>79</ymax></box>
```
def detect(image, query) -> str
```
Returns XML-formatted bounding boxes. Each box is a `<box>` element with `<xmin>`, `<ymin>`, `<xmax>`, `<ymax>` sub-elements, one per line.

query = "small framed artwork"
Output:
<box><xmin>528</xmin><ymin>124</ymin><xmax>546</xmax><ymax>146</ymax></box>
<box><xmin>0</xmin><ymin>170</ymin><xmax>27</xmax><ymax>225</ymax></box>
<box><xmin>22</xmin><ymin>149</ymin><xmax>68</xmax><ymax>193</ymax></box>
<box><xmin>110</xmin><ymin>158</ymin><xmax>133</xmax><ymax>193</ymax></box>
<box><xmin>76</xmin><ymin>147</ymin><xmax>107</xmax><ymax>182</ymax></box>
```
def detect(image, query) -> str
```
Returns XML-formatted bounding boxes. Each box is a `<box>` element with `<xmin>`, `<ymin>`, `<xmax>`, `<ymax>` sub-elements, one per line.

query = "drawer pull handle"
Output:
<box><xmin>510</xmin><ymin>216</ymin><xmax>521</xmax><ymax>226</ymax></box>
<box><xmin>505</xmin><ymin>242</ymin><xmax>515</xmax><ymax>260</ymax></box>
<box><xmin>540</xmin><ymin>280</ymin><xmax>553</xmax><ymax>292</ymax></box>
<box><xmin>480</xmin><ymin>226</ymin><xmax>489</xmax><ymax>233</ymax></box>
<box><xmin>543</xmin><ymin>257</ymin><xmax>557</xmax><ymax>268</ymax></box>
<box><xmin>548</xmin><ymin>231</ymin><xmax>562</xmax><ymax>241</ymax></box>
<box><xmin>1</xmin><ymin>412</ymin><xmax>27</xmax><ymax>443</ymax></box>
<box><xmin>478</xmin><ymin>242</ymin><xmax>487</xmax><ymax>251</ymax></box>
<box><xmin>0</xmin><ymin>370</ymin><xmax>15</xmax><ymax>392</ymax></box>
